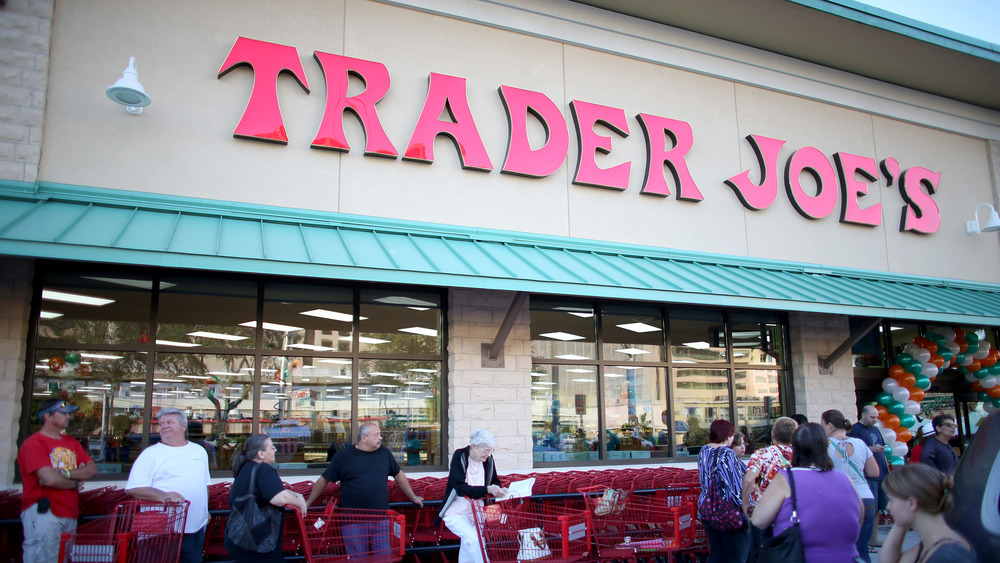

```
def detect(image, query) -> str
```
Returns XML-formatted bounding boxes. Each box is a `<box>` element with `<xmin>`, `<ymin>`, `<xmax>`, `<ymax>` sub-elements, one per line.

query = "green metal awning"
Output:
<box><xmin>2</xmin><ymin>181</ymin><xmax>999</xmax><ymax>325</ymax></box>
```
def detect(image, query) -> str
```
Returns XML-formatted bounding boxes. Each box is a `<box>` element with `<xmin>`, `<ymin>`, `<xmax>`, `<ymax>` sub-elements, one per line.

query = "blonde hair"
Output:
<box><xmin>883</xmin><ymin>464</ymin><xmax>955</xmax><ymax>514</ymax></box>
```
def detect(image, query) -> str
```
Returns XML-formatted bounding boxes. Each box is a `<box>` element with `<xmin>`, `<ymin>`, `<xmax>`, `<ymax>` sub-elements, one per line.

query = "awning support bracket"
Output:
<box><xmin>818</xmin><ymin>317</ymin><xmax>883</xmax><ymax>371</ymax></box>
<box><xmin>482</xmin><ymin>292</ymin><xmax>528</xmax><ymax>368</ymax></box>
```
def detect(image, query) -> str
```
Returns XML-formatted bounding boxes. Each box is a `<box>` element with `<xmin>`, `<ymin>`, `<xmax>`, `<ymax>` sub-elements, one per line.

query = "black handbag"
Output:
<box><xmin>225</xmin><ymin>463</ymin><xmax>283</xmax><ymax>553</ymax></box>
<box><xmin>756</xmin><ymin>467</ymin><xmax>806</xmax><ymax>563</ymax></box>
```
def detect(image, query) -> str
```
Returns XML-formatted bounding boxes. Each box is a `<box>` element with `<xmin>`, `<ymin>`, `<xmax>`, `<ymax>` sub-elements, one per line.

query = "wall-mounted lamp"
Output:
<box><xmin>106</xmin><ymin>57</ymin><xmax>150</xmax><ymax>115</ymax></box>
<box><xmin>966</xmin><ymin>203</ymin><xmax>1000</xmax><ymax>234</ymax></box>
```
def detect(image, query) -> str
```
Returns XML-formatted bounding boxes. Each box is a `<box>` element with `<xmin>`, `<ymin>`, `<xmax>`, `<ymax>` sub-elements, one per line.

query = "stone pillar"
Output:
<box><xmin>0</xmin><ymin>256</ymin><xmax>34</xmax><ymax>485</ymax></box>
<box><xmin>788</xmin><ymin>311</ymin><xmax>858</xmax><ymax>423</ymax></box>
<box><xmin>447</xmin><ymin>289</ymin><xmax>533</xmax><ymax>471</ymax></box>
<box><xmin>0</xmin><ymin>0</ymin><xmax>53</xmax><ymax>183</ymax></box>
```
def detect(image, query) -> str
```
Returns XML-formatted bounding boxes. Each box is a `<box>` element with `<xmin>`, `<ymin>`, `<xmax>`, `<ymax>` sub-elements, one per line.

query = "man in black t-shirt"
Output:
<box><xmin>306</xmin><ymin>422</ymin><xmax>423</xmax><ymax>555</ymax></box>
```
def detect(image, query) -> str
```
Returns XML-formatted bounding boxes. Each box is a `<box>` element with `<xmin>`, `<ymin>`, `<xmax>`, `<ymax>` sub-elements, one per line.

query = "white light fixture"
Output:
<box><xmin>106</xmin><ymin>57</ymin><xmax>151</xmax><ymax>115</ymax></box>
<box><xmin>42</xmin><ymin>289</ymin><xmax>114</xmax><ymax>306</ymax></box>
<box><xmin>967</xmin><ymin>203</ymin><xmax>1000</xmax><ymax>234</ymax></box>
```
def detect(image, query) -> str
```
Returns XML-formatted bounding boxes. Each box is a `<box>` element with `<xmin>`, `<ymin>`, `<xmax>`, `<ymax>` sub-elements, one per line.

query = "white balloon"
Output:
<box><xmin>914</xmin><ymin>348</ymin><xmax>932</xmax><ymax>363</ymax></box>
<box><xmin>892</xmin><ymin>387</ymin><xmax>910</xmax><ymax>402</ymax></box>
<box><xmin>974</xmin><ymin>347</ymin><xmax>990</xmax><ymax>360</ymax></box>
<box><xmin>981</xmin><ymin>341</ymin><xmax>992</xmax><ymax>354</ymax></box>
<box><xmin>903</xmin><ymin>343</ymin><xmax>920</xmax><ymax>356</ymax></box>
<box><xmin>985</xmin><ymin>402</ymin><xmax>998</xmax><ymax>414</ymax></box>
<box><xmin>874</xmin><ymin>420</ymin><xmax>885</xmax><ymax>430</ymax></box>
<box><xmin>904</xmin><ymin>400</ymin><xmax>921</xmax><ymax>416</ymax></box>
<box><xmin>935</xmin><ymin>328</ymin><xmax>957</xmax><ymax>342</ymax></box>
<box><xmin>881</xmin><ymin>428</ymin><xmax>897</xmax><ymax>443</ymax></box>
<box><xmin>966</xmin><ymin>371</ymin><xmax>980</xmax><ymax>383</ymax></box>
<box><xmin>947</xmin><ymin>343</ymin><xmax>960</xmax><ymax>355</ymax></box>
<box><xmin>962</xmin><ymin>355</ymin><xmax>974</xmax><ymax>367</ymax></box>
<box><xmin>882</xmin><ymin>378</ymin><xmax>899</xmax><ymax>393</ymax></box>
<box><xmin>921</xmin><ymin>363</ymin><xmax>938</xmax><ymax>378</ymax></box>
<box><xmin>892</xmin><ymin>441</ymin><xmax>909</xmax><ymax>458</ymax></box>
<box><xmin>981</xmin><ymin>376</ymin><xmax>997</xmax><ymax>389</ymax></box>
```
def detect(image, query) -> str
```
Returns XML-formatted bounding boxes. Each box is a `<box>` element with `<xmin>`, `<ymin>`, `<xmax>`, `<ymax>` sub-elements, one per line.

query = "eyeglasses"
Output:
<box><xmin>477</xmin><ymin>446</ymin><xmax>495</xmax><ymax>455</ymax></box>
<box><xmin>939</xmin><ymin>422</ymin><xmax>957</xmax><ymax>428</ymax></box>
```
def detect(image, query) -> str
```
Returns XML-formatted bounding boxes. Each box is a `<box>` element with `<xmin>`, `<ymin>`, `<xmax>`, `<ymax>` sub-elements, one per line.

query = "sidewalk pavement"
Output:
<box><xmin>870</xmin><ymin>522</ymin><xmax>920</xmax><ymax>562</ymax></box>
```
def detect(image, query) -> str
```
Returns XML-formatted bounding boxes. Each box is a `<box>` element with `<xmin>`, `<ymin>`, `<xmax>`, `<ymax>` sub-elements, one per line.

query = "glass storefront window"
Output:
<box><xmin>673</xmin><ymin>368</ymin><xmax>731</xmax><ymax>456</ymax></box>
<box><xmin>604</xmin><ymin>366</ymin><xmax>669</xmax><ymax>459</ymax></box>
<box><xmin>530</xmin><ymin>300</ymin><xmax>597</xmax><ymax>360</ymax></box>
<box><xmin>601</xmin><ymin>305</ymin><xmax>663</xmax><ymax>362</ymax></box>
<box><xmin>359</xmin><ymin>359</ymin><xmax>442</xmax><ymax>466</ymax></box>
<box><xmin>734</xmin><ymin>369</ymin><xmax>784</xmax><ymax>453</ymax></box>
<box><xmin>530</xmin><ymin>364</ymin><xmax>599</xmax><ymax>463</ymax></box>
<box><xmin>888</xmin><ymin>322</ymin><xmax>921</xmax><ymax>362</ymax></box>
<box><xmin>669</xmin><ymin>309</ymin><xmax>728</xmax><ymax>363</ymax></box>
<box><xmin>37</xmin><ymin>272</ymin><xmax>152</xmax><ymax>346</ymax></box>
<box><xmin>263</xmin><ymin>282</ymin><xmax>354</xmax><ymax>352</ymax></box>
<box><xmin>359</xmin><ymin>289</ymin><xmax>442</xmax><ymax>354</ymax></box>
<box><xmin>851</xmin><ymin>318</ymin><xmax>885</xmax><ymax>368</ymax></box>
<box><xmin>158</xmin><ymin>276</ymin><xmax>258</xmax><ymax>349</ymax></box>
<box><xmin>730</xmin><ymin>313</ymin><xmax>783</xmax><ymax>366</ymax></box>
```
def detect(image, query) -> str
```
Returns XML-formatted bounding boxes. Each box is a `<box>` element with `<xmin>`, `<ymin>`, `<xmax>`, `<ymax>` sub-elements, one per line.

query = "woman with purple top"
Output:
<box><xmin>697</xmin><ymin>419</ymin><xmax>750</xmax><ymax>563</ymax></box>
<box><xmin>751</xmin><ymin>422</ymin><xmax>863</xmax><ymax>562</ymax></box>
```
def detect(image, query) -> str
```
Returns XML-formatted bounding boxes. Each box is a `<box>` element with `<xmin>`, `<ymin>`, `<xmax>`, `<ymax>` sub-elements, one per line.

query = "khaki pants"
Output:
<box><xmin>21</xmin><ymin>504</ymin><xmax>77</xmax><ymax>563</ymax></box>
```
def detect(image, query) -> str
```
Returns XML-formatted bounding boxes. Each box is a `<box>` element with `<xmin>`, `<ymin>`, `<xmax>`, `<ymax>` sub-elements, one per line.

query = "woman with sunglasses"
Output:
<box><xmin>919</xmin><ymin>414</ymin><xmax>959</xmax><ymax>474</ymax></box>
<box><xmin>435</xmin><ymin>429</ymin><xmax>508</xmax><ymax>563</ymax></box>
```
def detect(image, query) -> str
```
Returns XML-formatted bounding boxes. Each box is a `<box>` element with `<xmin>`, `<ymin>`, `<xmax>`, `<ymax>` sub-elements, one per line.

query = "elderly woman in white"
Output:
<box><xmin>435</xmin><ymin>429</ymin><xmax>508</xmax><ymax>563</ymax></box>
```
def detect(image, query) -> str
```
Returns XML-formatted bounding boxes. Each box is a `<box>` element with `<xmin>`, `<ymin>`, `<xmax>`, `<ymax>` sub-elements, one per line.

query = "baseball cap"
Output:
<box><xmin>38</xmin><ymin>399</ymin><xmax>79</xmax><ymax>419</ymax></box>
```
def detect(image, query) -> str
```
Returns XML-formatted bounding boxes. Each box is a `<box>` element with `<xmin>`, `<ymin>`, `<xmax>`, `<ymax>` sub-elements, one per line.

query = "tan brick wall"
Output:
<box><xmin>447</xmin><ymin>289</ymin><xmax>533</xmax><ymax>471</ymax></box>
<box><xmin>0</xmin><ymin>256</ymin><xmax>33</xmax><ymax>485</ymax></box>
<box><xmin>0</xmin><ymin>0</ymin><xmax>52</xmax><ymax>182</ymax></box>
<box><xmin>788</xmin><ymin>311</ymin><xmax>858</xmax><ymax>423</ymax></box>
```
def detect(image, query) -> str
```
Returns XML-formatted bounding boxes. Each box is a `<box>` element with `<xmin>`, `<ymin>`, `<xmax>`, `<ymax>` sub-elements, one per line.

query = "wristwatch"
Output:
<box><xmin>60</xmin><ymin>468</ymin><xmax>71</xmax><ymax>479</ymax></box>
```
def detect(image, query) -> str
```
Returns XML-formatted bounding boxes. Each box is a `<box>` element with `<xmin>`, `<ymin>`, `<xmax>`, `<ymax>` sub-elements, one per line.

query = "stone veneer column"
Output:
<box><xmin>0</xmin><ymin>0</ymin><xmax>53</xmax><ymax>183</ymax></box>
<box><xmin>0</xmin><ymin>257</ymin><xmax>33</xmax><ymax>485</ymax></box>
<box><xmin>787</xmin><ymin>311</ymin><xmax>858</xmax><ymax>422</ymax></box>
<box><xmin>447</xmin><ymin>289</ymin><xmax>533</xmax><ymax>472</ymax></box>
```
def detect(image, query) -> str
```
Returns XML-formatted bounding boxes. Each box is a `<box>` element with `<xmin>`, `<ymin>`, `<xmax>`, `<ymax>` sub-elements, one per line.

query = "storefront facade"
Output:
<box><xmin>1</xmin><ymin>0</ymin><xmax>999</xmax><ymax>484</ymax></box>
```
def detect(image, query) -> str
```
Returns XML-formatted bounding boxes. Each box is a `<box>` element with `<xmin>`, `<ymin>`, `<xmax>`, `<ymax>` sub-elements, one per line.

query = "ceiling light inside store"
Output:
<box><xmin>318</xmin><ymin>359</ymin><xmax>352</xmax><ymax>365</ymax></box>
<box><xmin>572</xmin><ymin>378</ymin><xmax>596</xmax><ymax>383</ymax></box>
<box><xmin>287</xmin><ymin>343</ymin><xmax>334</xmax><ymax>351</ymax></box>
<box><xmin>81</xmin><ymin>353</ymin><xmax>124</xmax><ymax>360</ymax></box>
<box><xmin>566</xmin><ymin>369</ymin><xmax>593</xmax><ymax>373</ymax></box>
<box><xmin>156</xmin><ymin>340</ymin><xmax>200</xmax><ymax>348</ymax></box>
<box><xmin>299</xmin><ymin>309</ymin><xmax>364</xmax><ymax>322</ymax></box>
<box><xmin>81</xmin><ymin>277</ymin><xmax>175</xmax><ymax>290</ymax></box>
<box><xmin>408</xmin><ymin>368</ymin><xmax>437</xmax><ymax>373</ymax></box>
<box><xmin>42</xmin><ymin>289</ymin><xmax>114</xmax><ymax>306</ymax></box>
<box><xmin>374</xmin><ymin>296</ymin><xmax>437</xmax><ymax>307</ymax></box>
<box><xmin>615</xmin><ymin>348</ymin><xmax>650</xmax><ymax>355</ymax></box>
<box><xmin>604</xmin><ymin>373</ymin><xmax>625</xmax><ymax>378</ymax></box>
<box><xmin>240</xmin><ymin>320</ymin><xmax>303</xmax><ymax>332</ymax></box>
<box><xmin>39</xmin><ymin>311</ymin><xmax>63</xmax><ymax>319</ymax></box>
<box><xmin>343</xmin><ymin>336</ymin><xmax>391</xmax><ymax>344</ymax></box>
<box><xmin>554</xmin><ymin>354</ymin><xmax>590</xmax><ymax>360</ymax></box>
<box><xmin>617</xmin><ymin>322</ymin><xmax>659</xmax><ymax>333</ymax></box>
<box><xmin>554</xmin><ymin>307</ymin><xmax>594</xmax><ymax>317</ymax></box>
<box><xmin>400</xmin><ymin>326</ymin><xmax>438</xmax><ymax>337</ymax></box>
<box><xmin>530</xmin><ymin>372</ymin><xmax>547</xmax><ymax>377</ymax></box>
<box><xmin>188</xmin><ymin>331</ymin><xmax>247</xmax><ymax>341</ymax></box>
<box><xmin>405</xmin><ymin>381</ymin><xmax>429</xmax><ymax>385</ymax></box>
<box><xmin>683</xmin><ymin>341</ymin><xmax>711</xmax><ymax>349</ymax></box>
<box><xmin>540</xmin><ymin>331</ymin><xmax>584</xmax><ymax>341</ymax></box>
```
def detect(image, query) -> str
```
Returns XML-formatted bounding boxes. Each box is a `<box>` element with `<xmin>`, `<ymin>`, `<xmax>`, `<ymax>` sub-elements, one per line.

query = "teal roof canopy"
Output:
<box><xmin>2</xmin><ymin>181</ymin><xmax>999</xmax><ymax>325</ymax></box>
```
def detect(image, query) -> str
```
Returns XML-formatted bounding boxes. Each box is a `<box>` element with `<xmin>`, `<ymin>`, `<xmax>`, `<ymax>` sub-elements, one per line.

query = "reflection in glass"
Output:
<box><xmin>29</xmin><ymin>349</ymin><xmax>147</xmax><ymax>474</ymax></box>
<box><xmin>530</xmin><ymin>364</ymin><xmax>599</xmax><ymax>462</ymax></box>
<box><xmin>601</xmin><ymin>305</ymin><xmax>663</xmax><ymax>362</ymax></box>
<box><xmin>359</xmin><ymin>290</ymin><xmax>442</xmax><ymax>354</ymax></box>
<box><xmin>263</xmin><ymin>283</ymin><xmax>354</xmax><ymax>352</ymax></box>
<box><xmin>359</xmin><ymin>359</ymin><xmax>442</xmax><ymax>467</ymax></box>
<box><xmin>888</xmin><ymin>323</ymin><xmax>920</xmax><ymax>363</ymax></box>
<box><xmin>672</xmin><ymin>368</ymin><xmax>731</xmax><ymax>456</ymax></box>
<box><xmin>669</xmin><ymin>309</ymin><xmax>727</xmax><ymax>363</ymax></box>
<box><xmin>730</xmin><ymin>313</ymin><xmax>782</xmax><ymax>365</ymax></box>
<box><xmin>851</xmin><ymin>318</ymin><xmax>885</xmax><ymax>368</ymax></box>
<box><xmin>734</xmin><ymin>370</ymin><xmax>784</xmax><ymax>454</ymax></box>
<box><xmin>158</xmin><ymin>276</ymin><xmax>258</xmax><ymax>349</ymax></box>
<box><xmin>530</xmin><ymin>300</ymin><xmax>597</xmax><ymax>360</ymax></box>
<box><xmin>37</xmin><ymin>272</ymin><xmax>152</xmax><ymax>346</ymax></box>
<box><xmin>604</xmin><ymin>366</ymin><xmax>669</xmax><ymax>459</ymax></box>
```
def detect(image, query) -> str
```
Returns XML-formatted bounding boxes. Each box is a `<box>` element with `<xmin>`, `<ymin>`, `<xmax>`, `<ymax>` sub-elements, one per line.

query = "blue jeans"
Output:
<box><xmin>705</xmin><ymin>522</ymin><xmax>750</xmax><ymax>563</ymax></box>
<box><xmin>343</xmin><ymin>520</ymin><xmax>391</xmax><ymax>556</ymax></box>
<box><xmin>180</xmin><ymin>525</ymin><xmax>206</xmax><ymax>563</ymax></box>
<box><xmin>856</xmin><ymin>498</ymin><xmax>876</xmax><ymax>563</ymax></box>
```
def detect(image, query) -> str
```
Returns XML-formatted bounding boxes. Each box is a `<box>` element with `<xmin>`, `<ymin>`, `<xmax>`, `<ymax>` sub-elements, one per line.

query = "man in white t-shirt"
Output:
<box><xmin>125</xmin><ymin>407</ymin><xmax>211</xmax><ymax>563</ymax></box>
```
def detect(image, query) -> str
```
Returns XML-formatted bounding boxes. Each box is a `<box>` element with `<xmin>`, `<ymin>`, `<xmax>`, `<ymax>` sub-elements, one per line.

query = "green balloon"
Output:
<box><xmin>899</xmin><ymin>414</ymin><xmax>915</xmax><ymax>428</ymax></box>
<box><xmin>896</xmin><ymin>353</ymin><xmax>914</xmax><ymax>365</ymax></box>
<box><xmin>889</xmin><ymin>402</ymin><xmax>906</xmax><ymax>416</ymax></box>
<box><xmin>876</xmin><ymin>392</ymin><xmax>894</xmax><ymax>406</ymax></box>
<box><xmin>939</xmin><ymin>349</ymin><xmax>954</xmax><ymax>362</ymax></box>
<box><xmin>966</xmin><ymin>333</ymin><xmax>980</xmax><ymax>344</ymax></box>
<box><xmin>966</xmin><ymin>343</ymin><xmax>979</xmax><ymax>355</ymax></box>
<box><xmin>954</xmin><ymin>353</ymin><xmax>966</xmax><ymax>365</ymax></box>
<box><xmin>976</xmin><ymin>369</ymin><xmax>990</xmax><ymax>379</ymax></box>
<box><xmin>889</xmin><ymin>456</ymin><xmax>905</xmax><ymax>466</ymax></box>
<box><xmin>907</xmin><ymin>360</ymin><xmax>923</xmax><ymax>375</ymax></box>
<box><xmin>915</xmin><ymin>377</ymin><xmax>931</xmax><ymax>390</ymax></box>
<box><xmin>993</xmin><ymin>397</ymin><xmax>1000</xmax><ymax>408</ymax></box>
<box><xmin>65</xmin><ymin>352</ymin><xmax>81</xmax><ymax>365</ymax></box>
<box><xmin>978</xmin><ymin>391</ymin><xmax>990</xmax><ymax>401</ymax></box>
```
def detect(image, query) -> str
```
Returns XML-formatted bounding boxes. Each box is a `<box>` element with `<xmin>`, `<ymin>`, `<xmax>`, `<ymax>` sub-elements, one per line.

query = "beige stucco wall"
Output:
<box><xmin>36</xmin><ymin>0</ymin><xmax>1000</xmax><ymax>283</ymax></box>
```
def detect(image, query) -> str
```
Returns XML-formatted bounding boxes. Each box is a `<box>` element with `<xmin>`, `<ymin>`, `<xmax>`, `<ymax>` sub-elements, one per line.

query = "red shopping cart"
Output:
<box><xmin>58</xmin><ymin>500</ymin><xmax>189</xmax><ymax>563</ymax></box>
<box><xmin>470</xmin><ymin>498</ymin><xmax>591</xmax><ymax>563</ymax></box>
<box><xmin>578</xmin><ymin>485</ymin><xmax>694</xmax><ymax>563</ymax></box>
<box><xmin>291</xmin><ymin>503</ymin><xmax>406</xmax><ymax>563</ymax></box>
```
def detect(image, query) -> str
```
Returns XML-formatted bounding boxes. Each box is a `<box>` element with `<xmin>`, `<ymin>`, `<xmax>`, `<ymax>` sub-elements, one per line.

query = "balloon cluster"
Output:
<box><xmin>873</xmin><ymin>328</ymin><xmax>998</xmax><ymax>465</ymax></box>
<box><xmin>46</xmin><ymin>352</ymin><xmax>92</xmax><ymax>378</ymax></box>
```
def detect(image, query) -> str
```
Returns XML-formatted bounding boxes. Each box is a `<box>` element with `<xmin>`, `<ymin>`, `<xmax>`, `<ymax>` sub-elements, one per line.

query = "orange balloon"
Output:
<box><xmin>884</xmin><ymin>415</ymin><xmax>901</xmax><ymax>429</ymax></box>
<box><xmin>988</xmin><ymin>387</ymin><xmax>1000</xmax><ymax>399</ymax></box>
<box><xmin>972</xmin><ymin>381</ymin><xmax>985</xmax><ymax>392</ymax></box>
<box><xmin>959</xmin><ymin>341</ymin><xmax>969</xmax><ymax>353</ymax></box>
<box><xmin>895</xmin><ymin>428</ymin><xmax>912</xmax><ymax>442</ymax></box>
<box><xmin>968</xmin><ymin>361</ymin><xmax>981</xmax><ymax>372</ymax></box>
<box><xmin>909</xmin><ymin>388</ymin><xmax>925</xmax><ymax>402</ymax></box>
<box><xmin>930</xmin><ymin>355</ymin><xmax>945</xmax><ymax>368</ymax></box>
<box><xmin>954</xmin><ymin>328</ymin><xmax>965</xmax><ymax>340</ymax></box>
<box><xmin>875</xmin><ymin>405</ymin><xmax>888</xmax><ymax>417</ymax></box>
<box><xmin>982</xmin><ymin>354</ymin><xmax>998</xmax><ymax>368</ymax></box>
<box><xmin>897</xmin><ymin>374</ymin><xmax>916</xmax><ymax>388</ymax></box>
<box><xmin>923</xmin><ymin>342</ymin><xmax>938</xmax><ymax>355</ymax></box>
<box><xmin>888</xmin><ymin>365</ymin><xmax>905</xmax><ymax>378</ymax></box>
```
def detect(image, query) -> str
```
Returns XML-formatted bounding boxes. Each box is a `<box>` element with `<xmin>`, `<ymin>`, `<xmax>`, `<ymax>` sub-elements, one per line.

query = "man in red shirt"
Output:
<box><xmin>17</xmin><ymin>398</ymin><xmax>97</xmax><ymax>563</ymax></box>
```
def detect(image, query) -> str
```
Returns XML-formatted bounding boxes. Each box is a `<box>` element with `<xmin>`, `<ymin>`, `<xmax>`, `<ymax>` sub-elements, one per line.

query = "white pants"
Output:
<box><xmin>21</xmin><ymin>505</ymin><xmax>77</xmax><ymax>563</ymax></box>
<box><xmin>443</xmin><ymin>513</ymin><xmax>486</xmax><ymax>563</ymax></box>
